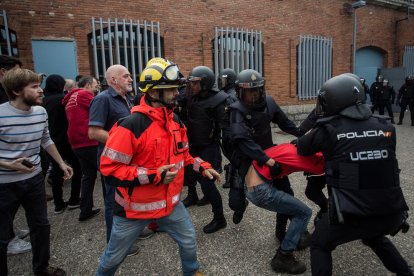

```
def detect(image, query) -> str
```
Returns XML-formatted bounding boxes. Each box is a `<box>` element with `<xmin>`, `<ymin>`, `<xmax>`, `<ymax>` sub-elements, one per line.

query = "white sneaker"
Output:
<box><xmin>14</xmin><ymin>228</ymin><xmax>30</xmax><ymax>239</ymax></box>
<box><xmin>7</xmin><ymin>237</ymin><xmax>32</xmax><ymax>255</ymax></box>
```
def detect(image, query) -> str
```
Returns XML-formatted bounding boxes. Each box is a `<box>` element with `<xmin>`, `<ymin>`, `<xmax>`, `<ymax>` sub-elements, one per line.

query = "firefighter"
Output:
<box><xmin>96</xmin><ymin>58</ymin><xmax>220</xmax><ymax>276</ymax></box>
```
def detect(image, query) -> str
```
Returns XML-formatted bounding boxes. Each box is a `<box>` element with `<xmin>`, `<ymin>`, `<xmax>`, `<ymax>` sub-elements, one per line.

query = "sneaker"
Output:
<box><xmin>34</xmin><ymin>266</ymin><xmax>66</xmax><ymax>276</ymax></box>
<box><xmin>270</xmin><ymin>250</ymin><xmax>307</xmax><ymax>274</ymax></box>
<box><xmin>67</xmin><ymin>199</ymin><xmax>81</xmax><ymax>210</ymax></box>
<box><xmin>54</xmin><ymin>203</ymin><xmax>67</xmax><ymax>214</ymax></box>
<box><xmin>138</xmin><ymin>226</ymin><xmax>155</xmax><ymax>240</ymax></box>
<box><xmin>7</xmin><ymin>237</ymin><xmax>31</xmax><ymax>255</ymax></box>
<box><xmin>197</xmin><ymin>196</ymin><xmax>210</xmax><ymax>206</ymax></box>
<box><xmin>126</xmin><ymin>242</ymin><xmax>140</xmax><ymax>257</ymax></box>
<box><xmin>79</xmin><ymin>209</ymin><xmax>101</xmax><ymax>222</ymax></box>
<box><xmin>15</xmin><ymin>228</ymin><xmax>30</xmax><ymax>239</ymax></box>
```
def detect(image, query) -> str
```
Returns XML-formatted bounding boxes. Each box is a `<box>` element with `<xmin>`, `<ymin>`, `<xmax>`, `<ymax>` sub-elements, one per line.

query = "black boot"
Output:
<box><xmin>233</xmin><ymin>200</ymin><xmax>249</xmax><ymax>224</ymax></box>
<box><xmin>296</xmin><ymin>230</ymin><xmax>312</xmax><ymax>250</ymax></box>
<box><xmin>197</xmin><ymin>196</ymin><xmax>210</xmax><ymax>206</ymax></box>
<box><xmin>397</xmin><ymin>120</ymin><xmax>403</xmax><ymax>125</ymax></box>
<box><xmin>182</xmin><ymin>195</ymin><xmax>198</xmax><ymax>207</ymax></box>
<box><xmin>270</xmin><ymin>250</ymin><xmax>307</xmax><ymax>274</ymax></box>
<box><xmin>203</xmin><ymin>215</ymin><xmax>227</xmax><ymax>234</ymax></box>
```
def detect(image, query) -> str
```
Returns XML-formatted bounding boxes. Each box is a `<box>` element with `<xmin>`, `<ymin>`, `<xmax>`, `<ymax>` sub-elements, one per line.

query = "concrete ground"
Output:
<box><xmin>8</xmin><ymin>117</ymin><xmax>414</xmax><ymax>276</ymax></box>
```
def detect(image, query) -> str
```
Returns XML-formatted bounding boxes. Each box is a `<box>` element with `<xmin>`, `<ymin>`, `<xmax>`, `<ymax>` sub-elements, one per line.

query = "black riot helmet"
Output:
<box><xmin>188</xmin><ymin>66</ymin><xmax>217</xmax><ymax>93</ymax></box>
<box><xmin>316</xmin><ymin>73</ymin><xmax>366</xmax><ymax>117</ymax></box>
<box><xmin>405</xmin><ymin>75</ymin><xmax>414</xmax><ymax>86</ymax></box>
<box><xmin>218</xmin><ymin>68</ymin><xmax>237</xmax><ymax>90</ymax></box>
<box><xmin>235</xmin><ymin>69</ymin><xmax>266</xmax><ymax>110</ymax></box>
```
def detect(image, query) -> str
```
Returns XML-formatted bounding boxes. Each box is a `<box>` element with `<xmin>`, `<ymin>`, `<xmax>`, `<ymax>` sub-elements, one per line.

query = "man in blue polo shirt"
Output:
<box><xmin>88</xmin><ymin>65</ymin><xmax>153</xmax><ymax>256</ymax></box>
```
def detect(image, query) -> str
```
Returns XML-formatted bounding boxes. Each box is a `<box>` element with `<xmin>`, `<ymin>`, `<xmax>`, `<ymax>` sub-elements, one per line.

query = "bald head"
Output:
<box><xmin>105</xmin><ymin>65</ymin><xmax>133</xmax><ymax>95</ymax></box>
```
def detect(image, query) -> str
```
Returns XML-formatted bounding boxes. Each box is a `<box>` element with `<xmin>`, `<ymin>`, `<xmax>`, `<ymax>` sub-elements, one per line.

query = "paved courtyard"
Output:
<box><xmin>8</xmin><ymin>116</ymin><xmax>414</xmax><ymax>276</ymax></box>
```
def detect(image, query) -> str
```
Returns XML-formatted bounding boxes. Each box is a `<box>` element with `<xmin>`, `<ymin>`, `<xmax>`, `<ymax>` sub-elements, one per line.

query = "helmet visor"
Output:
<box><xmin>237</xmin><ymin>79</ymin><xmax>265</xmax><ymax>89</ymax></box>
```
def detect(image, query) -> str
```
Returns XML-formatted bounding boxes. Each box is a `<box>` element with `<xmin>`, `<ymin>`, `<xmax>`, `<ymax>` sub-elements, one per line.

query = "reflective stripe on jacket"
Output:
<box><xmin>100</xmin><ymin>97</ymin><xmax>212</xmax><ymax>219</ymax></box>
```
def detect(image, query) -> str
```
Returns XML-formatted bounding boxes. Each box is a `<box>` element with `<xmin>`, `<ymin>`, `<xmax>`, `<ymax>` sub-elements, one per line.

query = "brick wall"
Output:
<box><xmin>1</xmin><ymin>0</ymin><xmax>413</xmax><ymax>107</ymax></box>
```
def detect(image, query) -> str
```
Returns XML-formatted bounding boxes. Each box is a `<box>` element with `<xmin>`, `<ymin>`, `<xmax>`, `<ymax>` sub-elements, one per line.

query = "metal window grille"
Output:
<box><xmin>297</xmin><ymin>35</ymin><xmax>332</xmax><ymax>100</ymax></box>
<box><xmin>90</xmin><ymin>17</ymin><xmax>163</xmax><ymax>92</ymax></box>
<box><xmin>0</xmin><ymin>10</ymin><xmax>18</xmax><ymax>57</ymax></box>
<box><xmin>403</xmin><ymin>45</ymin><xmax>414</xmax><ymax>76</ymax></box>
<box><xmin>213</xmin><ymin>27</ymin><xmax>263</xmax><ymax>79</ymax></box>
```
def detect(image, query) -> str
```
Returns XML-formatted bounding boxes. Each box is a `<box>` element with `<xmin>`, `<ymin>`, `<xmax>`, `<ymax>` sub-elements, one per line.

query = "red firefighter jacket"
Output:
<box><xmin>252</xmin><ymin>143</ymin><xmax>324</xmax><ymax>180</ymax></box>
<box><xmin>100</xmin><ymin>97</ymin><xmax>212</xmax><ymax>219</ymax></box>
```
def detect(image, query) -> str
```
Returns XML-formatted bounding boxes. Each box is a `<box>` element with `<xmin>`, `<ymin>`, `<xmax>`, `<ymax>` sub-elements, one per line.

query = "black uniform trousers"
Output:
<box><xmin>378</xmin><ymin>100</ymin><xmax>394</xmax><ymax>122</ymax></box>
<box><xmin>185</xmin><ymin>143</ymin><xmax>224</xmax><ymax>216</ymax></box>
<box><xmin>399</xmin><ymin>98</ymin><xmax>414</xmax><ymax>124</ymax></box>
<box><xmin>0</xmin><ymin>173</ymin><xmax>51</xmax><ymax>275</ymax></box>
<box><xmin>311</xmin><ymin>212</ymin><xmax>410</xmax><ymax>276</ymax></box>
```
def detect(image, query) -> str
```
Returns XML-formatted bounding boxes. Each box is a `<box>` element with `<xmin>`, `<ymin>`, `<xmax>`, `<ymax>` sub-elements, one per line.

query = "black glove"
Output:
<box><xmin>290</xmin><ymin>139</ymin><xmax>298</xmax><ymax>146</ymax></box>
<box><xmin>269</xmin><ymin>163</ymin><xmax>282</xmax><ymax>178</ymax></box>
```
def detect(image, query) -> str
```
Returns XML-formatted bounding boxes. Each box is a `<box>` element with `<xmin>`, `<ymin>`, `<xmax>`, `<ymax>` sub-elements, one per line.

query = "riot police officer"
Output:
<box><xmin>218</xmin><ymin>68</ymin><xmax>238</xmax><ymax>189</ymax></box>
<box><xmin>182</xmin><ymin>66</ymin><xmax>230</xmax><ymax>233</ymax></box>
<box><xmin>370</xmin><ymin>74</ymin><xmax>383</xmax><ymax>113</ymax></box>
<box><xmin>397</xmin><ymin>75</ymin><xmax>414</xmax><ymax>126</ymax></box>
<box><xmin>360</xmin><ymin>77</ymin><xmax>370</xmax><ymax>103</ymax></box>
<box><xmin>297</xmin><ymin>73</ymin><xmax>411</xmax><ymax>276</ymax></box>
<box><xmin>229</xmin><ymin>69</ymin><xmax>310</xmax><ymax>273</ymax></box>
<box><xmin>377</xmin><ymin>79</ymin><xmax>396</xmax><ymax>123</ymax></box>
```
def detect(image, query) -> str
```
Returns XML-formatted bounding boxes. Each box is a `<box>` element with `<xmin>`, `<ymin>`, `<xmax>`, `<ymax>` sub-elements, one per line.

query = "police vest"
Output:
<box><xmin>230</xmin><ymin>96</ymin><xmax>279</xmax><ymax>150</ymax></box>
<box><xmin>379</xmin><ymin>86</ymin><xmax>392</xmax><ymax>101</ymax></box>
<box><xmin>318</xmin><ymin>115</ymin><xmax>408</xmax><ymax>220</ymax></box>
<box><xmin>404</xmin><ymin>85</ymin><xmax>414</xmax><ymax>99</ymax></box>
<box><xmin>186</xmin><ymin>90</ymin><xmax>229</xmax><ymax>147</ymax></box>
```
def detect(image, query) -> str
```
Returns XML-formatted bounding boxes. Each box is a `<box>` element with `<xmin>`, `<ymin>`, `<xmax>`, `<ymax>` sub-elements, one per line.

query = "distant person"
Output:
<box><xmin>62</xmin><ymin>76</ymin><xmax>101</xmax><ymax>221</ymax></box>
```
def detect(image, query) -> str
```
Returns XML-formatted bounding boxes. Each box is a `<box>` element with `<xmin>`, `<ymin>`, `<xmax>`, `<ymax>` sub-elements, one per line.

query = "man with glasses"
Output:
<box><xmin>96</xmin><ymin>58</ymin><xmax>220</xmax><ymax>276</ymax></box>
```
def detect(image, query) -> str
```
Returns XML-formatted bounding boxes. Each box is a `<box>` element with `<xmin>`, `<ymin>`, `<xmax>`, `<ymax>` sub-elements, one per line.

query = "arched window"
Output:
<box><xmin>89</xmin><ymin>18</ymin><xmax>164</xmax><ymax>92</ymax></box>
<box><xmin>213</xmin><ymin>27</ymin><xmax>263</xmax><ymax>78</ymax></box>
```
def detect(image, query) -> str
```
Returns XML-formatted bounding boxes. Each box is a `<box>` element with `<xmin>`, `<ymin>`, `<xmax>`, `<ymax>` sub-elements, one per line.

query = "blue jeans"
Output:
<box><xmin>96</xmin><ymin>202</ymin><xmax>199</xmax><ymax>276</ymax></box>
<box><xmin>245</xmin><ymin>182</ymin><xmax>311</xmax><ymax>251</ymax></box>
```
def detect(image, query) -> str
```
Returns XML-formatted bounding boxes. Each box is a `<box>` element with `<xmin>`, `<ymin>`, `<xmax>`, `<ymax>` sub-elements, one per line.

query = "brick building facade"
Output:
<box><xmin>1</xmin><ymin>0</ymin><xmax>414</xmax><ymax>106</ymax></box>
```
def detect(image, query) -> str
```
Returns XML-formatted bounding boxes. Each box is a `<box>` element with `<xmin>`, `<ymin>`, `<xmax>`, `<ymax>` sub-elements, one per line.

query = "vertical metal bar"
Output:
<box><xmin>143</xmin><ymin>21</ymin><xmax>149</xmax><ymax>64</ymax></box>
<box><xmin>157</xmin><ymin>22</ymin><xmax>161</xmax><ymax>57</ymax></box>
<box><xmin>254</xmin><ymin>31</ymin><xmax>258</xmax><ymax>71</ymax></box>
<box><xmin>129</xmin><ymin>19</ymin><xmax>137</xmax><ymax>93</ymax></box>
<box><xmin>99</xmin><ymin>18</ymin><xmax>107</xmax><ymax>77</ymax></box>
<box><xmin>322</xmin><ymin>37</ymin><xmax>326</xmax><ymax>91</ymax></box>
<box><xmin>259</xmin><ymin>31</ymin><xmax>263</xmax><ymax>74</ymax></box>
<box><xmin>245</xmin><ymin>29</ymin><xmax>249</xmax><ymax>69</ymax></box>
<box><xmin>240</xmin><ymin>28</ymin><xmax>244</xmax><ymax>71</ymax></box>
<box><xmin>3</xmin><ymin>11</ymin><xmax>11</xmax><ymax>55</ymax></box>
<box><xmin>250</xmin><ymin>29</ymin><xmax>254</xmax><ymax>70</ymax></box>
<box><xmin>225</xmin><ymin>27</ymin><xmax>229</xmax><ymax>68</ymax></box>
<box><xmin>122</xmin><ymin>19</ymin><xmax>128</xmax><ymax>69</ymax></box>
<box><xmin>219</xmin><ymin>28</ymin><xmax>223</xmax><ymax>72</ymax></box>
<box><xmin>136</xmin><ymin>20</ymin><xmax>143</xmax><ymax>74</ymax></box>
<box><xmin>230</xmin><ymin>28</ymin><xmax>235</xmax><ymax>70</ymax></box>
<box><xmin>150</xmin><ymin>21</ymin><xmax>155</xmax><ymax>58</ymax></box>
<box><xmin>316</xmin><ymin>36</ymin><xmax>321</xmax><ymax>97</ymax></box>
<box><xmin>306</xmin><ymin>36</ymin><xmax>311</xmax><ymax>99</ymax></box>
<box><xmin>114</xmin><ymin>18</ymin><xmax>120</xmax><ymax>64</ymax></box>
<box><xmin>91</xmin><ymin>17</ymin><xmax>99</xmax><ymax>80</ymax></box>
<box><xmin>298</xmin><ymin>35</ymin><xmax>302</xmax><ymax>99</ymax></box>
<box><xmin>236</xmin><ymin>28</ymin><xmax>240</xmax><ymax>73</ymax></box>
<box><xmin>107</xmin><ymin>18</ymin><xmax>113</xmax><ymax>66</ymax></box>
<box><xmin>214</xmin><ymin>27</ymin><xmax>219</xmax><ymax>81</ymax></box>
<box><xmin>328</xmin><ymin>37</ymin><xmax>333</xmax><ymax>78</ymax></box>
